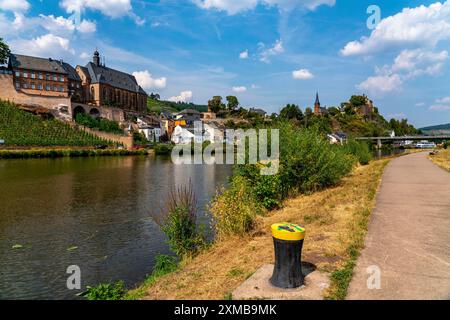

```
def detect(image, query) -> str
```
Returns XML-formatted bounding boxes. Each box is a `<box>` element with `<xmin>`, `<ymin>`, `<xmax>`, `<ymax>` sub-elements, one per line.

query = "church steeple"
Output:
<box><xmin>314</xmin><ymin>92</ymin><xmax>321</xmax><ymax>115</ymax></box>
<box><xmin>315</xmin><ymin>92</ymin><xmax>320</xmax><ymax>106</ymax></box>
<box><xmin>93</xmin><ymin>50</ymin><xmax>100</xmax><ymax>66</ymax></box>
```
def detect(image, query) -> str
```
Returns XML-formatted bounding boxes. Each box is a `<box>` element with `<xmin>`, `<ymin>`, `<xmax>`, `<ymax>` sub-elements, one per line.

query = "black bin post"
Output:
<box><xmin>270</xmin><ymin>222</ymin><xmax>306</xmax><ymax>289</ymax></box>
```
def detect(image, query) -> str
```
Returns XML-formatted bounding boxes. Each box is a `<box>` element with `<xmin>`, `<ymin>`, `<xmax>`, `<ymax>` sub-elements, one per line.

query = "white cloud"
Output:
<box><xmin>77</xmin><ymin>19</ymin><xmax>96</xmax><ymax>33</ymax></box>
<box><xmin>357</xmin><ymin>48</ymin><xmax>448</xmax><ymax>97</ymax></box>
<box><xmin>168</xmin><ymin>91</ymin><xmax>193</xmax><ymax>103</ymax></box>
<box><xmin>341</xmin><ymin>1</ymin><xmax>450</xmax><ymax>56</ymax></box>
<box><xmin>436</xmin><ymin>97</ymin><xmax>450</xmax><ymax>104</ymax></box>
<box><xmin>260</xmin><ymin>39</ymin><xmax>284</xmax><ymax>63</ymax></box>
<box><xmin>391</xmin><ymin>49</ymin><xmax>448</xmax><ymax>78</ymax></box>
<box><xmin>0</xmin><ymin>0</ymin><xmax>30</xmax><ymax>12</ymax></box>
<box><xmin>239</xmin><ymin>49</ymin><xmax>249</xmax><ymax>59</ymax></box>
<box><xmin>292</xmin><ymin>68</ymin><xmax>314</xmax><ymax>80</ymax></box>
<box><xmin>251</xmin><ymin>84</ymin><xmax>259</xmax><ymax>89</ymax></box>
<box><xmin>192</xmin><ymin>0</ymin><xmax>335</xmax><ymax>15</ymax></box>
<box><xmin>60</xmin><ymin>0</ymin><xmax>143</xmax><ymax>23</ymax></box>
<box><xmin>132</xmin><ymin>70</ymin><xmax>167</xmax><ymax>90</ymax></box>
<box><xmin>387</xmin><ymin>113</ymin><xmax>406</xmax><ymax>120</ymax></box>
<box><xmin>429</xmin><ymin>104</ymin><xmax>450</xmax><ymax>111</ymax></box>
<box><xmin>357</xmin><ymin>74</ymin><xmax>402</xmax><ymax>97</ymax></box>
<box><xmin>232</xmin><ymin>86</ymin><xmax>247</xmax><ymax>93</ymax></box>
<box><xmin>80</xmin><ymin>52</ymin><xmax>91</xmax><ymax>60</ymax></box>
<box><xmin>415</xmin><ymin>102</ymin><xmax>425</xmax><ymax>107</ymax></box>
<box><xmin>9</xmin><ymin>33</ymin><xmax>75</xmax><ymax>57</ymax></box>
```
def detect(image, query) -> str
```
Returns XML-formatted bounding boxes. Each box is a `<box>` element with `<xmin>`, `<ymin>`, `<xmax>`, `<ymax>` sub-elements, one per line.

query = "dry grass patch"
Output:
<box><xmin>138</xmin><ymin>159</ymin><xmax>389</xmax><ymax>300</ymax></box>
<box><xmin>429</xmin><ymin>149</ymin><xmax>450</xmax><ymax>172</ymax></box>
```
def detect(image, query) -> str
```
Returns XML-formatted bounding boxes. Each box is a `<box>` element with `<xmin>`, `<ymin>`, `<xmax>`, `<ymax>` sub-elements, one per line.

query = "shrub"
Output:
<box><xmin>209</xmin><ymin>176</ymin><xmax>264</xmax><ymax>237</ymax></box>
<box><xmin>277</xmin><ymin>122</ymin><xmax>355</xmax><ymax>194</ymax></box>
<box><xmin>152</xmin><ymin>254</ymin><xmax>178</xmax><ymax>276</ymax></box>
<box><xmin>342</xmin><ymin>139</ymin><xmax>372</xmax><ymax>165</ymax></box>
<box><xmin>155</xmin><ymin>183</ymin><xmax>205</xmax><ymax>258</ymax></box>
<box><xmin>83</xmin><ymin>281</ymin><xmax>126</xmax><ymax>300</ymax></box>
<box><xmin>154</xmin><ymin>143</ymin><xmax>174</xmax><ymax>155</ymax></box>
<box><xmin>75</xmin><ymin>113</ymin><xmax>122</xmax><ymax>134</ymax></box>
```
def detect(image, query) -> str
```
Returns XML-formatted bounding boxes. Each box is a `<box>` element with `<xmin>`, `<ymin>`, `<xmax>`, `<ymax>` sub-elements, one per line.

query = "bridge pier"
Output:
<box><xmin>377</xmin><ymin>138</ymin><xmax>382</xmax><ymax>149</ymax></box>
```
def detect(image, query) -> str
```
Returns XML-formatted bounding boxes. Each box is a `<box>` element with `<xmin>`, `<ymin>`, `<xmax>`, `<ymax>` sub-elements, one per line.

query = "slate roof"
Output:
<box><xmin>9</xmin><ymin>54</ymin><xmax>67</xmax><ymax>74</ymax></box>
<box><xmin>61</xmin><ymin>62</ymin><xmax>81</xmax><ymax>81</ymax></box>
<box><xmin>84</xmin><ymin>62</ymin><xmax>147</xmax><ymax>95</ymax></box>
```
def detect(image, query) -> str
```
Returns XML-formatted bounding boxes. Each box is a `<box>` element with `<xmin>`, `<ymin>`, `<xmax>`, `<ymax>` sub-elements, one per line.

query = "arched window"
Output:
<box><xmin>90</xmin><ymin>86</ymin><xmax>95</xmax><ymax>101</ymax></box>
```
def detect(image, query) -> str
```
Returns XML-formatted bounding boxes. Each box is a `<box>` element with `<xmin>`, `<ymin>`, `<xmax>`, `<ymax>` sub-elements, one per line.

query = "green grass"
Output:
<box><xmin>124</xmin><ymin>255</ymin><xmax>178</xmax><ymax>300</ymax></box>
<box><xmin>147</xmin><ymin>98</ymin><xmax>207</xmax><ymax>114</ymax></box>
<box><xmin>0</xmin><ymin>100</ymin><xmax>111</xmax><ymax>146</ymax></box>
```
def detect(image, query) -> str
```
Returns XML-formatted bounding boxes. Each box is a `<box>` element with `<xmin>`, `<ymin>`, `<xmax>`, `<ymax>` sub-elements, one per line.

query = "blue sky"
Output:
<box><xmin>1</xmin><ymin>0</ymin><xmax>450</xmax><ymax>127</ymax></box>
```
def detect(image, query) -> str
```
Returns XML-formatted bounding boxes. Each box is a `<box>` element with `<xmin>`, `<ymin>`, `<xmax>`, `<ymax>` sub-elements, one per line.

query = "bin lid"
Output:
<box><xmin>271</xmin><ymin>222</ymin><xmax>305</xmax><ymax>241</ymax></box>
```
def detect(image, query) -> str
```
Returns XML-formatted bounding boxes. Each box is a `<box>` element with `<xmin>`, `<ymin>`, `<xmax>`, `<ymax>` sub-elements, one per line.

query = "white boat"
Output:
<box><xmin>416</xmin><ymin>141</ymin><xmax>436</xmax><ymax>149</ymax></box>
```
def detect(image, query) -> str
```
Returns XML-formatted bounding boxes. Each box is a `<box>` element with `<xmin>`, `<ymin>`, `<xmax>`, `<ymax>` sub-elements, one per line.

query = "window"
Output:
<box><xmin>59</xmin><ymin>86</ymin><xmax>64</xmax><ymax>92</ymax></box>
<box><xmin>38</xmin><ymin>73</ymin><xmax>43</xmax><ymax>80</ymax></box>
<box><xmin>76</xmin><ymin>83</ymin><xmax>80</xmax><ymax>88</ymax></box>
<box><xmin>46</xmin><ymin>74</ymin><xmax>50</xmax><ymax>81</ymax></box>
<box><xmin>46</xmin><ymin>84</ymin><xmax>51</xmax><ymax>91</ymax></box>
<box><xmin>15</xmin><ymin>82</ymin><xmax>20</xmax><ymax>89</ymax></box>
<box><xmin>53</xmin><ymin>75</ymin><xmax>57</xmax><ymax>81</ymax></box>
<box><xmin>31</xmin><ymin>83</ymin><xmax>36</xmax><ymax>90</ymax></box>
<box><xmin>23</xmin><ymin>72</ymin><xmax>28</xmax><ymax>78</ymax></box>
<box><xmin>15</xmin><ymin>71</ymin><xmax>20</xmax><ymax>77</ymax></box>
<box><xmin>31</xmin><ymin>73</ymin><xmax>36</xmax><ymax>79</ymax></box>
<box><xmin>60</xmin><ymin>75</ymin><xmax>64</xmax><ymax>82</ymax></box>
<box><xmin>38</xmin><ymin>83</ymin><xmax>43</xmax><ymax>90</ymax></box>
<box><xmin>53</xmin><ymin>86</ymin><xmax>58</xmax><ymax>91</ymax></box>
<box><xmin>22</xmin><ymin>83</ymin><xmax>28</xmax><ymax>89</ymax></box>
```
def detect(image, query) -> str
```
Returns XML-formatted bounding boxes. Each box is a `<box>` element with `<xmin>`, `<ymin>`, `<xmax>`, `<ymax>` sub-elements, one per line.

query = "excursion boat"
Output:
<box><xmin>415</xmin><ymin>141</ymin><xmax>436</xmax><ymax>149</ymax></box>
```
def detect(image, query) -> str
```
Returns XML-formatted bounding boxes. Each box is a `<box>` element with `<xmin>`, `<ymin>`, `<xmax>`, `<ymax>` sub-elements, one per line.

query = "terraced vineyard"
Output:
<box><xmin>0</xmin><ymin>100</ymin><xmax>112</xmax><ymax>147</ymax></box>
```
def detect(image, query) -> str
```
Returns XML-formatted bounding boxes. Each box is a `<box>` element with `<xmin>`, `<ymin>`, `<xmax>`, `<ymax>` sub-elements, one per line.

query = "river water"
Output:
<box><xmin>0</xmin><ymin>156</ymin><xmax>232</xmax><ymax>299</ymax></box>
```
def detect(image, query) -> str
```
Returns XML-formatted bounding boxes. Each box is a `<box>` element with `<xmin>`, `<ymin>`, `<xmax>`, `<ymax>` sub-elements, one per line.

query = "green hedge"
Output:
<box><xmin>0</xmin><ymin>149</ymin><xmax>148</xmax><ymax>159</ymax></box>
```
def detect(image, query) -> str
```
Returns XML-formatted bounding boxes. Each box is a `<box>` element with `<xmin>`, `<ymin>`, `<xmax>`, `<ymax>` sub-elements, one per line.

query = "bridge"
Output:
<box><xmin>356</xmin><ymin>135</ymin><xmax>450</xmax><ymax>148</ymax></box>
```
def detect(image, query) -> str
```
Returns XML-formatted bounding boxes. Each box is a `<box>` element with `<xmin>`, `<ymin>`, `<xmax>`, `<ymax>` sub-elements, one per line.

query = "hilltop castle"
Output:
<box><xmin>0</xmin><ymin>51</ymin><xmax>147</xmax><ymax>122</ymax></box>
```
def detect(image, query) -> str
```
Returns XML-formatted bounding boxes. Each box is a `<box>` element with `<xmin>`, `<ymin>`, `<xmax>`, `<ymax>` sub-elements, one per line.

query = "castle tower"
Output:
<box><xmin>93</xmin><ymin>50</ymin><xmax>100</xmax><ymax>67</ymax></box>
<box><xmin>314</xmin><ymin>92</ymin><xmax>321</xmax><ymax>115</ymax></box>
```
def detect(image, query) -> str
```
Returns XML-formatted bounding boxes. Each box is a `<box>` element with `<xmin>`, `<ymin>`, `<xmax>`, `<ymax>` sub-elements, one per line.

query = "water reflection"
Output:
<box><xmin>0</xmin><ymin>156</ymin><xmax>231</xmax><ymax>299</ymax></box>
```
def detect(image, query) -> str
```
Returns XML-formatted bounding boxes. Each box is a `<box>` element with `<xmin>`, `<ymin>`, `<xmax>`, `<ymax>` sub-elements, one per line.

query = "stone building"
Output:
<box><xmin>76</xmin><ymin>51</ymin><xmax>147</xmax><ymax>114</ymax></box>
<box><xmin>0</xmin><ymin>51</ymin><xmax>147</xmax><ymax>122</ymax></box>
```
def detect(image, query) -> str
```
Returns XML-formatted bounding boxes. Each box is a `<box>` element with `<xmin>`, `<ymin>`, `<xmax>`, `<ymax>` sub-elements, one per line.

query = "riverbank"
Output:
<box><xmin>429</xmin><ymin>148</ymin><xmax>450</xmax><ymax>171</ymax></box>
<box><xmin>127</xmin><ymin>158</ymin><xmax>389</xmax><ymax>300</ymax></box>
<box><xmin>0</xmin><ymin>148</ymin><xmax>148</xmax><ymax>159</ymax></box>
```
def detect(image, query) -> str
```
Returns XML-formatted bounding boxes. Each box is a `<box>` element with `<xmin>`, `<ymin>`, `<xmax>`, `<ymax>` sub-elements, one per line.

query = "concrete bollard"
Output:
<box><xmin>270</xmin><ymin>222</ymin><xmax>306</xmax><ymax>289</ymax></box>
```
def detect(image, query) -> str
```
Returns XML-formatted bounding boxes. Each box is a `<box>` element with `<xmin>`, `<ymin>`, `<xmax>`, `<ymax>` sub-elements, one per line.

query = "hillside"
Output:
<box><xmin>0</xmin><ymin>100</ymin><xmax>111</xmax><ymax>147</ymax></box>
<box><xmin>420</xmin><ymin>123</ymin><xmax>450</xmax><ymax>131</ymax></box>
<box><xmin>147</xmin><ymin>98</ymin><xmax>208</xmax><ymax>114</ymax></box>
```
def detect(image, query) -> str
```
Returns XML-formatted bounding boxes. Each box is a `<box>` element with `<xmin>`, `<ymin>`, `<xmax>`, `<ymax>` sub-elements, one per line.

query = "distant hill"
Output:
<box><xmin>420</xmin><ymin>123</ymin><xmax>450</xmax><ymax>131</ymax></box>
<box><xmin>147</xmin><ymin>98</ymin><xmax>208</xmax><ymax>114</ymax></box>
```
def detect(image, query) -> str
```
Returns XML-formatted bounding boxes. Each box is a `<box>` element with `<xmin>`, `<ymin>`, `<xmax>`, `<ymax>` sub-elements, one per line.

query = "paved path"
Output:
<box><xmin>347</xmin><ymin>152</ymin><xmax>450</xmax><ymax>300</ymax></box>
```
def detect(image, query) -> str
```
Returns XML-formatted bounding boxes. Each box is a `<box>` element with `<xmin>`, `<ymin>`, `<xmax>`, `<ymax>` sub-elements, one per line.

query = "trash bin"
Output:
<box><xmin>270</xmin><ymin>222</ymin><xmax>306</xmax><ymax>289</ymax></box>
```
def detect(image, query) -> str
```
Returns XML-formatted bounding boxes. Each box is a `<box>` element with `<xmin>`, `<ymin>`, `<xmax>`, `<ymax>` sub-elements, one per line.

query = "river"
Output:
<box><xmin>0</xmin><ymin>156</ymin><xmax>232</xmax><ymax>299</ymax></box>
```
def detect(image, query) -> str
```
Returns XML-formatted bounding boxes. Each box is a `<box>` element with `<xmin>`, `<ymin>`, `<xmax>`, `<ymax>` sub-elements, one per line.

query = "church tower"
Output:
<box><xmin>93</xmin><ymin>50</ymin><xmax>100</xmax><ymax>67</ymax></box>
<box><xmin>314</xmin><ymin>92</ymin><xmax>321</xmax><ymax>115</ymax></box>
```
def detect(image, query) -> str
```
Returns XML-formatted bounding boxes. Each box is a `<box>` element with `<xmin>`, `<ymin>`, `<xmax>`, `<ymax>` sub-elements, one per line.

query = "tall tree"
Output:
<box><xmin>208</xmin><ymin>96</ymin><xmax>224</xmax><ymax>113</ymax></box>
<box><xmin>226</xmin><ymin>95</ymin><xmax>239</xmax><ymax>111</ymax></box>
<box><xmin>279</xmin><ymin>104</ymin><xmax>303</xmax><ymax>121</ymax></box>
<box><xmin>0</xmin><ymin>38</ymin><xmax>11</xmax><ymax>65</ymax></box>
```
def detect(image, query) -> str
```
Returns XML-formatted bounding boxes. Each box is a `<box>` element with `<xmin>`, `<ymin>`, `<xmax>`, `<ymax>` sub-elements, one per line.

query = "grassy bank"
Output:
<box><xmin>0</xmin><ymin>148</ymin><xmax>148</xmax><ymax>159</ymax></box>
<box><xmin>129</xmin><ymin>158</ymin><xmax>388</xmax><ymax>300</ymax></box>
<box><xmin>429</xmin><ymin>148</ymin><xmax>450</xmax><ymax>172</ymax></box>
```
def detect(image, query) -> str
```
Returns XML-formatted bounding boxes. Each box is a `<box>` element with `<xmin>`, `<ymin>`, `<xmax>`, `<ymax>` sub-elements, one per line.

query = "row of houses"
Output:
<box><xmin>136</xmin><ymin>108</ymin><xmax>228</xmax><ymax>145</ymax></box>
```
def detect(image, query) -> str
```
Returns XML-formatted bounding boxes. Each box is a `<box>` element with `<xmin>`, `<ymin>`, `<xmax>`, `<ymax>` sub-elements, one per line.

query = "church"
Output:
<box><xmin>76</xmin><ymin>51</ymin><xmax>147</xmax><ymax>113</ymax></box>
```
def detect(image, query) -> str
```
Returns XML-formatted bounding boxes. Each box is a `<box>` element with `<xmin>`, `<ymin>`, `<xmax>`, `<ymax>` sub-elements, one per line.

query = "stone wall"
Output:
<box><xmin>0</xmin><ymin>74</ymin><xmax>72</xmax><ymax>112</ymax></box>
<box><xmin>80</xmin><ymin>126</ymin><xmax>134</xmax><ymax>149</ymax></box>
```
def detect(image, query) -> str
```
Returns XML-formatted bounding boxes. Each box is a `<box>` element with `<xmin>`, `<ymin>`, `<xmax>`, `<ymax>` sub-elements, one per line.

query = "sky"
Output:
<box><xmin>1</xmin><ymin>0</ymin><xmax>450</xmax><ymax>128</ymax></box>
